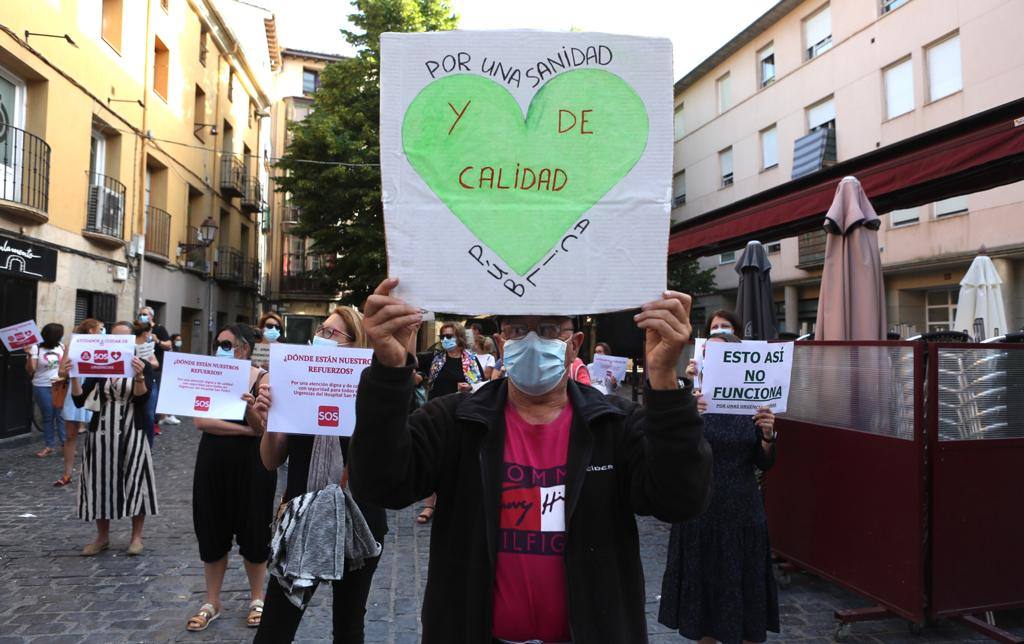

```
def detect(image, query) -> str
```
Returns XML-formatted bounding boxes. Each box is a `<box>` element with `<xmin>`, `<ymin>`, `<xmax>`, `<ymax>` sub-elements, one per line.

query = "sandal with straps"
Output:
<box><xmin>246</xmin><ymin>599</ymin><xmax>264</xmax><ymax>628</ymax></box>
<box><xmin>186</xmin><ymin>602</ymin><xmax>220</xmax><ymax>632</ymax></box>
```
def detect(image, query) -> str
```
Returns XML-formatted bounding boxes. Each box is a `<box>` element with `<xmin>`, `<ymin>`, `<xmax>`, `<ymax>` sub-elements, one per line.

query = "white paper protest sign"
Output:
<box><xmin>68</xmin><ymin>334</ymin><xmax>134</xmax><ymax>378</ymax></box>
<box><xmin>135</xmin><ymin>341</ymin><xmax>155</xmax><ymax>361</ymax></box>
<box><xmin>267</xmin><ymin>344</ymin><xmax>374</xmax><ymax>437</ymax></box>
<box><xmin>155</xmin><ymin>353</ymin><xmax>251</xmax><ymax>420</ymax></box>
<box><xmin>588</xmin><ymin>353</ymin><xmax>628</xmax><ymax>387</ymax></box>
<box><xmin>699</xmin><ymin>341</ymin><xmax>794</xmax><ymax>415</ymax></box>
<box><xmin>0</xmin><ymin>320</ymin><xmax>42</xmax><ymax>352</ymax></box>
<box><xmin>381</xmin><ymin>31</ymin><xmax>672</xmax><ymax>315</ymax></box>
<box><xmin>251</xmin><ymin>343</ymin><xmax>270</xmax><ymax>369</ymax></box>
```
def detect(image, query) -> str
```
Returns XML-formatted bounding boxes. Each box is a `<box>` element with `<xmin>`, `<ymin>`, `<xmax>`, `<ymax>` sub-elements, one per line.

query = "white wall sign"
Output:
<box><xmin>267</xmin><ymin>344</ymin><xmax>373</xmax><ymax>437</ymax></box>
<box><xmin>700</xmin><ymin>341</ymin><xmax>794</xmax><ymax>415</ymax></box>
<box><xmin>0</xmin><ymin>319</ymin><xmax>42</xmax><ymax>351</ymax></box>
<box><xmin>68</xmin><ymin>334</ymin><xmax>134</xmax><ymax>379</ymax></box>
<box><xmin>381</xmin><ymin>30</ymin><xmax>672</xmax><ymax>314</ymax></box>
<box><xmin>156</xmin><ymin>353</ymin><xmax>251</xmax><ymax>420</ymax></box>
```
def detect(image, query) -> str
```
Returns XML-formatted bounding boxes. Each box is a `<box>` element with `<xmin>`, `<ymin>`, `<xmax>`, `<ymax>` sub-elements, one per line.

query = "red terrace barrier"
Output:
<box><xmin>764</xmin><ymin>341</ymin><xmax>926</xmax><ymax>623</ymax></box>
<box><xmin>764</xmin><ymin>340</ymin><xmax>1024</xmax><ymax>639</ymax></box>
<box><xmin>927</xmin><ymin>343</ymin><xmax>1024</xmax><ymax>620</ymax></box>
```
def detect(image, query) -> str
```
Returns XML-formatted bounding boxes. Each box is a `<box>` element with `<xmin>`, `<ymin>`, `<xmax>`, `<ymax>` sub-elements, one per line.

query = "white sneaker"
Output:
<box><xmin>166</xmin><ymin>416</ymin><xmax>182</xmax><ymax>425</ymax></box>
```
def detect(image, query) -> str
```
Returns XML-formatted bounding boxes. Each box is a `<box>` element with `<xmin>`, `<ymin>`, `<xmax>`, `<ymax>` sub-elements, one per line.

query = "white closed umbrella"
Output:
<box><xmin>953</xmin><ymin>255</ymin><xmax>1007</xmax><ymax>340</ymax></box>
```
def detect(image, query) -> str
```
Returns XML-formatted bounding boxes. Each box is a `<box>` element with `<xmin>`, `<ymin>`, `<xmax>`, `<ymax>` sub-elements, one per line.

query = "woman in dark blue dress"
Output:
<box><xmin>659</xmin><ymin>332</ymin><xmax>780</xmax><ymax>644</ymax></box>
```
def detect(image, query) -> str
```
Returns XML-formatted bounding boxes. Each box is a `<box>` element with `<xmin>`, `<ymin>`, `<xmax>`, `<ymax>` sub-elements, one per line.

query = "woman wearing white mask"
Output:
<box><xmin>187</xmin><ymin>323</ymin><xmax>276</xmax><ymax>632</ymax></box>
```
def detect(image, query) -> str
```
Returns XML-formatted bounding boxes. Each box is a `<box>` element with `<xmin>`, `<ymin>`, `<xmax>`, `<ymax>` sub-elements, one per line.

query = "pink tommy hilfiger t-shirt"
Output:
<box><xmin>492</xmin><ymin>403</ymin><xmax>573</xmax><ymax>642</ymax></box>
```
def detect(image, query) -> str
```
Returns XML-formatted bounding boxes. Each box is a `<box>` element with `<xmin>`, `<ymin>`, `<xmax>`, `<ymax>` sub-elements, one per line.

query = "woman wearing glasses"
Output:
<box><xmin>253</xmin><ymin>306</ymin><xmax>387</xmax><ymax>643</ymax></box>
<box><xmin>187</xmin><ymin>324</ymin><xmax>277</xmax><ymax>633</ymax></box>
<box><xmin>415</xmin><ymin>321</ymin><xmax>484</xmax><ymax>524</ymax></box>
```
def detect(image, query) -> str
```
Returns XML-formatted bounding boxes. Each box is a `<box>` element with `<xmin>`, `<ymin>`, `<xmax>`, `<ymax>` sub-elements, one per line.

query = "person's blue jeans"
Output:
<box><xmin>141</xmin><ymin>378</ymin><xmax>159</xmax><ymax>446</ymax></box>
<box><xmin>33</xmin><ymin>385</ymin><xmax>66</xmax><ymax>449</ymax></box>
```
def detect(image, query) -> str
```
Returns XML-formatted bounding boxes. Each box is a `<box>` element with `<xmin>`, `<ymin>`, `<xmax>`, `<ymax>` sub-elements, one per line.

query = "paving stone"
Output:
<box><xmin>2</xmin><ymin>419</ymin><xmax>1023</xmax><ymax>643</ymax></box>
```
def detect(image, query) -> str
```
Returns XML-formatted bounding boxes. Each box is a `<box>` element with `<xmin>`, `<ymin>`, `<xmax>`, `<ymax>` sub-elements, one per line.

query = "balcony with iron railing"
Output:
<box><xmin>242</xmin><ymin>258</ymin><xmax>262</xmax><ymax>290</ymax></box>
<box><xmin>241</xmin><ymin>176</ymin><xmax>261</xmax><ymax>214</ymax></box>
<box><xmin>220</xmin><ymin>154</ymin><xmax>245</xmax><ymax>198</ymax></box>
<box><xmin>0</xmin><ymin>126</ymin><xmax>51</xmax><ymax>223</ymax></box>
<box><xmin>145</xmin><ymin>206</ymin><xmax>171</xmax><ymax>261</ymax></box>
<box><xmin>181</xmin><ymin>226</ymin><xmax>209</xmax><ymax>273</ymax></box>
<box><xmin>215</xmin><ymin>247</ymin><xmax>244</xmax><ymax>283</ymax></box>
<box><xmin>83</xmin><ymin>173</ymin><xmax>127</xmax><ymax>246</ymax></box>
<box><xmin>281</xmin><ymin>205</ymin><xmax>301</xmax><ymax>232</ymax></box>
<box><xmin>280</xmin><ymin>253</ymin><xmax>336</xmax><ymax>296</ymax></box>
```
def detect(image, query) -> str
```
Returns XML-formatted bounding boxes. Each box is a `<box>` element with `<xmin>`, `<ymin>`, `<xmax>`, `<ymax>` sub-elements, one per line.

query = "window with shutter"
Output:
<box><xmin>803</xmin><ymin>5</ymin><xmax>832</xmax><ymax>60</ymax></box>
<box><xmin>761</xmin><ymin>125</ymin><xmax>778</xmax><ymax>169</ymax></box>
<box><xmin>75</xmin><ymin>292</ymin><xmax>89</xmax><ymax>327</ymax></box>
<box><xmin>926</xmin><ymin>34</ymin><xmax>961</xmax><ymax>102</ymax></box>
<box><xmin>807</xmin><ymin>96</ymin><xmax>835</xmax><ymax>132</ymax></box>
<box><xmin>884</xmin><ymin>58</ymin><xmax>914</xmax><ymax>119</ymax></box>
<box><xmin>719</xmin><ymin>148</ymin><xmax>734</xmax><ymax>187</ymax></box>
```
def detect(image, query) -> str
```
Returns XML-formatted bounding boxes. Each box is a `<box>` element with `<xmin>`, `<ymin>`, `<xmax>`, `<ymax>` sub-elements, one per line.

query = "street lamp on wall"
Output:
<box><xmin>194</xmin><ymin>123</ymin><xmax>218</xmax><ymax>138</ymax></box>
<box><xmin>177</xmin><ymin>216</ymin><xmax>219</xmax><ymax>354</ymax></box>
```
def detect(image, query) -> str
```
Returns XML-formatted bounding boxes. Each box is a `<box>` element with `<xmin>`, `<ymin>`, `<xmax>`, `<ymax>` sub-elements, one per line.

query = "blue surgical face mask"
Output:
<box><xmin>312</xmin><ymin>335</ymin><xmax>338</xmax><ymax>347</ymax></box>
<box><xmin>138</xmin><ymin>314</ymin><xmax>150</xmax><ymax>324</ymax></box>
<box><xmin>710</xmin><ymin>327</ymin><xmax>733</xmax><ymax>336</ymax></box>
<box><xmin>503</xmin><ymin>332</ymin><xmax>568</xmax><ymax>396</ymax></box>
<box><xmin>441</xmin><ymin>337</ymin><xmax>458</xmax><ymax>351</ymax></box>
<box><xmin>215</xmin><ymin>346</ymin><xmax>234</xmax><ymax>358</ymax></box>
<box><xmin>263</xmin><ymin>328</ymin><xmax>281</xmax><ymax>342</ymax></box>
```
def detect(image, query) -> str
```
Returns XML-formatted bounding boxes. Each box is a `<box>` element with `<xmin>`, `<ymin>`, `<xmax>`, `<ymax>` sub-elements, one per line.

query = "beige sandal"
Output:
<box><xmin>186</xmin><ymin>603</ymin><xmax>220</xmax><ymax>632</ymax></box>
<box><xmin>246</xmin><ymin>599</ymin><xmax>264</xmax><ymax>628</ymax></box>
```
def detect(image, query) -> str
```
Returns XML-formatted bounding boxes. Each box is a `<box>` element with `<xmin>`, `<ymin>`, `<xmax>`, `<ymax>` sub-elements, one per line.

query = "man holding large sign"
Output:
<box><xmin>349</xmin><ymin>29</ymin><xmax>711</xmax><ymax>644</ymax></box>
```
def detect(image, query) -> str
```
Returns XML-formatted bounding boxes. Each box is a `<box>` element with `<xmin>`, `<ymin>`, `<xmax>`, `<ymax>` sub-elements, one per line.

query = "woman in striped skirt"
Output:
<box><xmin>70</xmin><ymin>320</ymin><xmax>158</xmax><ymax>557</ymax></box>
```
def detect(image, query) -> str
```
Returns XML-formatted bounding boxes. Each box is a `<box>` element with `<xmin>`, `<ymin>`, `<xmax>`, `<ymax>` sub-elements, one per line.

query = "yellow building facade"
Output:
<box><xmin>0</xmin><ymin>0</ymin><xmax>270</xmax><ymax>437</ymax></box>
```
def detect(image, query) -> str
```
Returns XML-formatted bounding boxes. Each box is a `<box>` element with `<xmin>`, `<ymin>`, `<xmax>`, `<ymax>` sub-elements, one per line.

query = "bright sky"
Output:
<box><xmin>265</xmin><ymin>0</ymin><xmax>779</xmax><ymax>80</ymax></box>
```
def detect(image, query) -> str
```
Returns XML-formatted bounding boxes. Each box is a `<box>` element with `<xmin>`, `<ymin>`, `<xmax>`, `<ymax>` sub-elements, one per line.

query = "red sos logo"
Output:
<box><xmin>317</xmin><ymin>406</ymin><xmax>340</xmax><ymax>427</ymax></box>
<box><xmin>194</xmin><ymin>396</ymin><xmax>212</xmax><ymax>412</ymax></box>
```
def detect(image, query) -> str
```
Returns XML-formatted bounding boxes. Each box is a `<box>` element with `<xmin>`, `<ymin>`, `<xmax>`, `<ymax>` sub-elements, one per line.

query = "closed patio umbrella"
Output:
<box><xmin>953</xmin><ymin>253</ymin><xmax>1007</xmax><ymax>341</ymax></box>
<box><xmin>815</xmin><ymin>176</ymin><xmax>887</xmax><ymax>341</ymax></box>
<box><xmin>735</xmin><ymin>240</ymin><xmax>778</xmax><ymax>340</ymax></box>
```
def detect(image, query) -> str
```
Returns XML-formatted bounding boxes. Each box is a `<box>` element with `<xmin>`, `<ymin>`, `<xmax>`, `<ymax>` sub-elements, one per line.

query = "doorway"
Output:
<box><xmin>0</xmin><ymin>275</ymin><xmax>37</xmax><ymax>439</ymax></box>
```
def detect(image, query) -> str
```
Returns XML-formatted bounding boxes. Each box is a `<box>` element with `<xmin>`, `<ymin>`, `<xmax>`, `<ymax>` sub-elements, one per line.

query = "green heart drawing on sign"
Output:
<box><xmin>402</xmin><ymin>69</ymin><xmax>649</xmax><ymax>275</ymax></box>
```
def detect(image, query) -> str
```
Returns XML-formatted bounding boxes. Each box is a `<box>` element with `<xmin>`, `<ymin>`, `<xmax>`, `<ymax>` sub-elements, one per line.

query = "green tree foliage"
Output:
<box><xmin>667</xmin><ymin>255</ymin><xmax>716</xmax><ymax>297</ymax></box>
<box><xmin>274</xmin><ymin>0</ymin><xmax>457</xmax><ymax>305</ymax></box>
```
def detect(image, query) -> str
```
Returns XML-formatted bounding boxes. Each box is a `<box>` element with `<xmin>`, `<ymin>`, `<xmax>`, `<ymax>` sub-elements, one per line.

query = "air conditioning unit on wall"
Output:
<box><xmin>87</xmin><ymin>184</ymin><xmax>124</xmax><ymax>230</ymax></box>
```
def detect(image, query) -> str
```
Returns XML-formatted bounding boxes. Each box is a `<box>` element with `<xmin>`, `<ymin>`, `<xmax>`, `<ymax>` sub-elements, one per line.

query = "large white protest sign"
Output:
<box><xmin>381</xmin><ymin>31</ymin><xmax>672</xmax><ymax>314</ymax></box>
<box><xmin>156</xmin><ymin>353</ymin><xmax>251</xmax><ymax>420</ymax></box>
<box><xmin>0</xmin><ymin>320</ymin><xmax>42</xmax><ymax>352</ymax></box>
<box><xmin>700</xmin><ymin>341</ymin><xmax>794</xmax><ymax>415</ymax></box>
<box><xmin>267</xmin><ymin>344</ymin><xmax>373</xmax><ymax>437</ymax></box>
<box><xmin>68</xmin><ymin>334</ymin><xmax>134</xmax><ymax>378</ymax></box>
<box><xmin>588</xmin><ymin>353</ymin><xmax>628</xmax><ymax>387</ymax></box>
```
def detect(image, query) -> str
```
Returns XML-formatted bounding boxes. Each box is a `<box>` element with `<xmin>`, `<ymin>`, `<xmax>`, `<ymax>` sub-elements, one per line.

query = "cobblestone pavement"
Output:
<box><xmin>1</xmin><ymin>420</ymin><xmax>1021</xmax><ymax>643</ymax></box>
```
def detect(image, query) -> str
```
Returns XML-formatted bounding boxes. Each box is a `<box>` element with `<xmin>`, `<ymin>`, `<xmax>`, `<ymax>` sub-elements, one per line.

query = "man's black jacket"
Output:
<box><xmin>349</xmin><ymin>357</ymin><xmax>712</xmax><ymax>643</ymax></box>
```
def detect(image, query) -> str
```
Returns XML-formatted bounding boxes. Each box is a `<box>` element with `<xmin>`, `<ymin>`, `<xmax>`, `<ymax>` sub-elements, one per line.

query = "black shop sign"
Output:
<box><xmin>0</xmin><ymin>233</ymin><xmax>57</xmax><ymax>282</ymax></box>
